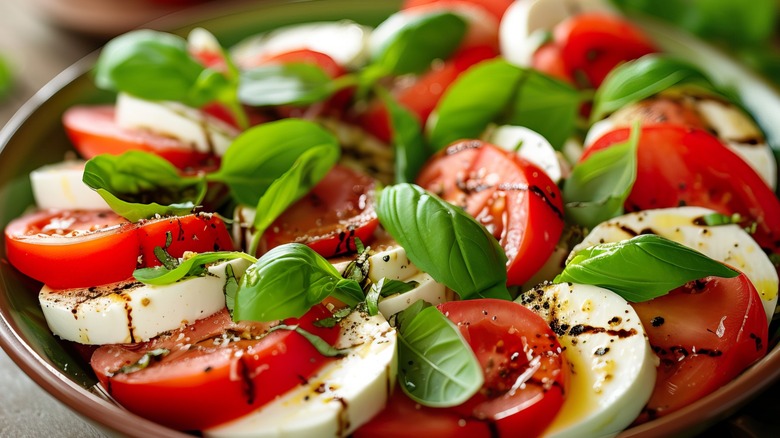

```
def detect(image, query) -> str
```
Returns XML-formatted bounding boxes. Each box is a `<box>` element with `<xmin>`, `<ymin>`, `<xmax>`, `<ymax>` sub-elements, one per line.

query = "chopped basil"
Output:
<box><xmin>376</xmin><ymin>184</ymin><xmax>511</xmax><ymax>301</ymax></box>
<box><xmin>697</xmin><ymin>212</ymin><xmax>743</xmax><ymax>226</ymax></box>
<box><xmin>133</xmin><ymin>251</ymin><xmax>256</xmax><ymax>285</ymax></box>
<box><xmin>269</xmin><ymin>324</ymin><xmax>351</xmax><ymax>357</ymax></box>
<box><xmin>555</xmin><ymin>234</ymin><xmax>740</xmax><ymax>302</ymax></box>
<box><xmin>83</xmin><ymin>151</ymin><xmax>207</xmax><ymax>222</ymax></box>
<box><xmin>379</xmin><ymin>279</ymin><xmax>419</xmax><ymax>297</ymax></box>
<box><xmin>395</xmin><ymin>300</ymin><xmax>483</xmax><ymax>407</ymax></box>
<box><xmin>223</xmin><ymin>263</ymin><xmax>240</xmax><ymax>316</ymax></box>
<box><xmin>313</xmin><ymin>307</ymin><xmax>353</xmax><ymax>328</ymax></box>
<box><xmin>115</xmin><ymin>349</ymin><xmax>170</xmax><ymax>375</ymax></box>
<box><xmin>365</xmin><ymin>278</ymin><xmax>384</xmax><ymax>316</ymax></box>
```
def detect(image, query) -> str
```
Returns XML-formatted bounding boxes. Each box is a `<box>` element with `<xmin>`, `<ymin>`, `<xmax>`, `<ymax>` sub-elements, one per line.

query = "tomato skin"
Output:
<box><xmin>4</xmin><ymin>210</ymin><xmax>138</xmax><ymax>289</ymax></box>
<box><xmin>631</xmin><ymin>274</ymin><xmax>767</xmax><ymax>422</ymax></box>
<box><xmin>91</xmin><ymin>305</ymin><xmax>339</xmax><ymax>430</ymax></box>
<box><xmin>360</xmin><ymin>45</ymin><xmax>497</xmax><ymax>143</ymax></box>
<box><xmin>534</xmin><ymin>13</ymin><xmax>657</xmax><ymax>88</ymax></box>
<box><xmin>4</xmin><ymin>211</ymin><xmax>234</xmax><ymax>289</ymax></box>
<box><xmin>63</xmin><ymin>105</ymin><xmax>218</xmax><ymax>170</ymax></box>
<box><xmin>416</xmin><ymin>140</ymin><xmax>565</xmax><ymax>286</ymax></box>
<box><xmin>260</xmin><ymin>164</ymin><xmax>379</xmax><ymax>258</ymax></box>
<box><xmin>584</xmin><ymin>124</ymin><xmax>780</xmax><ymax>255</ymax></box>
<box><xmin>356</xmin><ymin>299</ymin><xmax>566</xmax><ymax>438</ymax></box>
<box><xmin>402</xmin><ymin>0</ymin><xmax>514</xmax><ymax>23</ymax></box>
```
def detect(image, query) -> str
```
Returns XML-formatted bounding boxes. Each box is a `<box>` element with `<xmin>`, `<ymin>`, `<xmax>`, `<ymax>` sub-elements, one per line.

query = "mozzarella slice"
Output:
<box><xmin>518</xmin><ymin>282</ymin><xmax>656</xmax><ymax>438</ymax></box>
<box><xmin>484</xmin><ymin>125</ymin><xmax>566</xmax><ymax>183</ymax></box>
<box><xmin>231</xmin><ymin>21</ymin><xmax>371</xmax><ymax>70</ymax></box>
<box><xmin>40</xmin><ymin>258</ymin><xmax>251</xmax><ymax>345</ymax></box>
<box><xmin>499</xmin><ymin>0</ymin><xmax>614</xmax><ymax>67</ymax></box>
<box><xmin>30</xmin><ymin>160</ymin><xmax>110</xmax><ymax>210</ymax></box>
<box><xmin>572</xmin><ymin>207</ymin><xmax>779</xmax><ymax>322</ymax></box>
<box><xmin>115</xmin><ymin>93</ymin><xmax>238</xmax><ymax>156</ymax></box>
<box><xmin>205</xmin><ymin>310</ymin><xmax>397</xmax><ymax>438</ymax></box>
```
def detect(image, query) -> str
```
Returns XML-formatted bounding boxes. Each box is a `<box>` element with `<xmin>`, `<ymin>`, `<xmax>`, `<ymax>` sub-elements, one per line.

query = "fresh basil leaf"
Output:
<box><xmin>396</xmin><ymin>303</ymin><xmax>483</xmax><ymax>407</ymax></box>
<box><xmin>238</xmin><ymin>63</ymin><xmax>344</xmax><ymax>106</ymax></box>
<box><xmin>207</xmin><ymin>119</ymin><xmax>339</xmax><ymax>206</ymax></box>
<box><xmin>313</xmin><ymin>306</ymin><xmax>353</xmax><ymax>328</ymax></box>
<box><xmin>223</xmin><ymin>263</ymin><xmax>239</xmax><ymax>316</ymax></box>
<box><xmin>504</xmin><ymin>70</ymin><xmax>581</xmax><ymax>150</ymax></box>
<box><xmin>555</xmin><ymin>234</ymin><xmax>740</xmax><ymax>302</ymax></box>
<box><xmin>269</xmin><ymin>324</ymin><xmax>351</xmax><ymax>357</ymax></box>
<box><xmin>563</xmin><ymin>123</ymin><xmax>640</xmax><ymax>228</ymax></box>
<box><xmin>333</xmin><ymin>279</ymin><xmax>366</xmax><ymax>308</ymax></box>
<box><xmin>133</xmin><ymin>251</ymin><xmax>255</xmax><ymax>285</ymax></box>
<box><xmin>696</xmin><ymin>212</ymin><xmax>742</xmax><ymax>226</ymax></box>
<box><xmin>115</xmin><ymin>348</ymin><xmax>170</xmax><ymax>375</ymax></box>
<box><xmin>0</xmin><ymin>54</ymin><xmax>12</xmax><ymax>100</ymax></box>
<box><xmin>95</xmin><ymin>30</ymin><xmax>225</xmax><ymax>108</ymax></box>
<box><xmin>366</xmin><ymin>278</ymin><xmax>385</xmax><ymax>316</ymax></box>
<box><xmin>377</xmin><ymin>87</ymin><xmax>430</xmax><ymax>184</ymax></box>
<box><xmin>248</xmin><ymin>143</ymin><xmax>338</xmax><ymax>255</ymax></box>
<box><xmin>373</xmin><ymin>12</ymin><xmax>467</xmax><ymax>76</ymax></box>
<box><xmin>591</xmin><ymin>55</ymin><xmax>719</xmax><ymax>122</ymax></box>
<box><xmin>376</xmin><ymin>184</ymin><xmax>511</xmax><ymax>300</ymax></box>
<box><xmin>234</xmin><ymin>243</ymin><xmax>362</xmax><ymax>322</ymax></box>
<box><xmin>428</xmin><ymin>59</ymin><xmax>524</xmax><ymax>150</ymax></box>
<box><xmin>380</xmin><ymin>279</ymin><xmax>419</xmax><ymax>297</ymax></box>
<box><xmin>83</xmin><ymin>151</ymin><xmax>206</xmax><ymax>222</ymax></box>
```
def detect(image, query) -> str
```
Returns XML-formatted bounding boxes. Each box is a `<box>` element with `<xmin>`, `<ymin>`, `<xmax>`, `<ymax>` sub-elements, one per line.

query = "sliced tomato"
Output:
<box><xmin>360</xmin><ymin>44</ymin><xmax>497</xmax><ymax>143</ymax></box>
<box><xmin>402</xmin><ymin>0</ymin><xmax>514</xmax><ymax>23</ymax></box>
<box><xmin>4</xmin><ymin>211</ymin><xmax>234</xmax><ymax>289</ymax></box>
<box><xmin>534</xmin><ymin>13</ymin><xmax>657</xmax><ymax>88</ymax></box>
<box><xmin>356</xmin><ymin>299</ymin><xmax>567</xmax><ymax>438</ymax></box>
<box><xmin>416</xmin><ymin>140</ymin><xmax>565</xmax><ymax>286</ymax></box>
<box><xmin>63</xmin><ymin>105</ymin><xmax>218</xmax><ymax>171</ymax></box>
<box><xmin>584</xmin><ymin>124</ymin><xmax>780</xmax><ymax>256</ymax></box>
<box><xmin>532</xmin><ymin>43</ymin><xmax>572</xmax><ymax>83</ymax></box>
<box><xmin>90</xmin><ymin>305</ymin><xmax>340</xmax><ymax>431</ymax></box>
<box><xmin>260</xmin><ymin>164</ymin><xmax>379</xmax><ymax>258</ymax></box>
<box><xmin>631</xmin><ymin>273</ymin><xmax>767</xmax><ymax>422</ymax></box>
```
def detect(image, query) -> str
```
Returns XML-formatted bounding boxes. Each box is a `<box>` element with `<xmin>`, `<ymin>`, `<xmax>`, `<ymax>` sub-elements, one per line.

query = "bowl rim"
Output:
<box><xmin>2</xmin><ymin>1</ymin><xmax>780</xmax><ymax>437</ymax></box>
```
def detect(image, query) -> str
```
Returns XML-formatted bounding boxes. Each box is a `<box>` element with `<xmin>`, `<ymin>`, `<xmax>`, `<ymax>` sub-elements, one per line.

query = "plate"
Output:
<box><xmin>0</xmin><ymin>1</ymin><xmax>779</xmax><ymax>436</ymax></box>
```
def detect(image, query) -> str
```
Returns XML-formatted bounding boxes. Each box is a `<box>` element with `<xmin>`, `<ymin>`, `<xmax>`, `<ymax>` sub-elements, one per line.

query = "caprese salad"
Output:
<box><xmin>3</xmin><ymin>0</ymin><xmax>778</xmax><ymax>437</ymax></box>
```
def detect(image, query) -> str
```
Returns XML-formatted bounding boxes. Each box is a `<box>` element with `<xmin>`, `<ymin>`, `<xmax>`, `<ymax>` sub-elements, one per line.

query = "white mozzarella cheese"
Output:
<box><xmin>377</xmin><ymin>272</ymin><xmax>451</xmax><ymax>318</ymax></box>
<box><xmin>499</xmin><ymin>0</ymin><xmax>614</xmax><ymax>67</ymax></box>
<box><xmin>30</xmin><ymin>160</ymin><xmax>110</xmax><ymax>210</ymax></box>
<box><xmin>572</xmin><ymin>207</ymin><xmax>779</xmax><ymax>322</ymax></box>
<box><xmin>484</xmin><ymin>125</ymin><xmax>565</xmax><ymax>183</ymax></box>
<box><xmin>39</xmin><ymin>258</ymin><xmax>251</xmax><ymax>345</ymax></box>
<box><xmin>205</xmin><ymin>310</ymin><xmax>397</xmax><ymax>438</ymax></box>
<box><xmin>231</xmin><ymin>21</ymin><xmax>372</xmax><ymax>70</ymax></box>
<box><xmin>518</xmin><ymin>282</ymin><xmax>656</xmax><ymax>438</ymax></box>
<box><xmin>115</xmin><ymin>93</ymin><xmax>238</xmax><ymax>157</ymax></box>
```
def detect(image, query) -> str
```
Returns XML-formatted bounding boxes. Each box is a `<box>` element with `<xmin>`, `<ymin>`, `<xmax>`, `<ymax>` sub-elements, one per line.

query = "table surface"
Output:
<box><xmin>0</xmin><ymin>1</ymin><xmax>779</xmax><ymax>437</ymax></box>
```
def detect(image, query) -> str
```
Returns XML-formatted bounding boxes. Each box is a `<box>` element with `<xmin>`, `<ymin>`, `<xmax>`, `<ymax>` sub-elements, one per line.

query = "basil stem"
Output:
<box><xmin>396</xmin><ymin>300</ymin><xmax>483</xmax><ymax>407</ymax></box>
<box><xmin>555</xmin><ymin>234</ymin><xmax>740</xmax><ymax>302</ymax></box>
<box><xmin>376</xmin><ymin>184</ymin><xmax>511</xmax><ymax>301</ymax></box>
<box><xmin>83</xmin><ymin>151</ymin><xmax>207</xmax><ymax>222</ymax></box>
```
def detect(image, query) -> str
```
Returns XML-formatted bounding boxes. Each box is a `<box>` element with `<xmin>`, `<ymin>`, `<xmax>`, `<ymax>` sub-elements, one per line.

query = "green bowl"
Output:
<box><xmin>1</xmin><ymin>1</ymin><xmax>778</xmax><ymax>436</ymax></box>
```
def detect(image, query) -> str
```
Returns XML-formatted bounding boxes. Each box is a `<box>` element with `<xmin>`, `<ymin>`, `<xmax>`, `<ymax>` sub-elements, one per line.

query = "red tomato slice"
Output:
<box><xmin>4</xmin><ymin>211</ymin><xmax>234</xmax><ymax>289</ymax></box>
<box><xmin>360</xmin><ymin>44</ymin><xmax>497</xmax><ymax>143</ymax></box>
<box><xmin>90</xmin><ymin>305</ymin><xmax>340</xmax><ymax>431</ymax></box>
<box><xmin>416</xmin><ymin>140</ymin><xmax>565</xmax><ymax>286</ymax></box>
<box><xmin>534</xmin><ymin>13</ymin><xmax>657</xmax><ymax>88</ymax></box>
<box><xmin>631</xmin><ymin>274</ymin><xmax>767</xmax><ymax>422</ymax></box>
<box><xmin>402</xmin><ymin>0</ymin><xmax>514</xmax><ymax>23</ymax></box>
<box><xmin>260</xmin><ymin>164</ymin><xmax>379</xmax><ymax>258</ymax></box>
<box><xmin>356</xmin><ymin>299</ymin><xmax>567</xmax><ymax>438</ymax></box>
<box><xmin>63</xmin><ymin>105</ymin><xmax>218</xmax><ymax>171</ymax></box>
<box><xmin>584</xmin><ymin>124</ymin><xmax>780</xmax><ymax>256</ymax></box>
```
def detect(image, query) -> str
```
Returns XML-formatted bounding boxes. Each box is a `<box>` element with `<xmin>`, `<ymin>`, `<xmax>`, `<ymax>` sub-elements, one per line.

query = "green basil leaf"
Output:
<box><xmin>269</xmin><ymin>324</ymin><xmax>351</xmax><ymax>357</ymax></box>
<box><xmin>83</xmin><ymin>151</ymin><xmax>207</xmax><ymax>222</ymax></box>
<box><xmin>234</xmin><ymin>243</ymin><xmax>362</xmax><ymax>322</ymax></box>
<box><xmin>591</xmin><ymin>55</ymin><xmax>719</xmax><ymax>122</ymax></box>
<box><xmin>223</xmin><ymin>263</ymin><xmax>240</xmax><ymax>316</ymax></box>
<box><xmin>0</xmin><ymin>54</ymin><xmax>12</xmax><ymax>100</ymax></box>
<box><xmin>555</xmin><ymin>234</ymin><xmax>740</xmax><ymax>302</ymax></box>
<box><xmin>238</xmin><ymin>63</ymin><xmax>341</xmax><ymax>106</ymax></box>
<box><xmin>366</xmin><ymin>278</ymin><xmax>384</xmax><ymax>316</ymax></box>
<box><xmin>208</xmin><ymin>119</ymin><xmax>340</xmax><ymax>206</ymax></box>
<box><xmin>377</xmin><ymin>87</ymin><xmax>430</xmax><ymax>184</ymax></box>
<box><xmin>133</xmin><ymin>251</ymin><xmax>255</xmax><ymax>285</ymax></box>
<box><xmin>94</xmin><ymin>30</ymin><xmax>222</xmax><ymax>108</ymax></box>
<box><xmin>115</xmin><ymin>348</ymin><xmax>170</xmax><ymax>375</ymax></box>
<box><xmin>333</xmin><ymin>279</ymin><xmax>365</xmax><ymax>307</ymax></box>
<box><xmin>428</xmin><ymin>59</ymin><xmax>524</xmax><ymax>150</ymax></box>
<box><xmin>563</xmin><ymin>123</ymin><xmax>640</xmax><ymax>228</ymax></box>
<box><xmin>396</xmin><ymin>303</ymin><xmax>483</xmax><ymax>407</ymax></box>
<box><xmin>313</xmin><ymin>306</ymin><xmax>353</xmax><ymax>328</ymax></box>
<box><xmin>373</xmin><ymin>12</ymin><xmax>467</xmax><ymax>76</ymax></box>
<box><xmin>504</xmin><ymin>70</ymin><xmax>581</xmax><ymax>150</ymax></box>
<box><xmin>380</xmin><ymin>279</ymin><xmax>419</xmax><ymax>297</ymax></box>
<box><xmin>696</xmin><ymin>212</ymin><xmax>743</xmax><ymax>226</ymax></box>
<box><xmin>376</xmin><ymin>184</ymin><xmax>510</xmax><ymax>300</ymax></box>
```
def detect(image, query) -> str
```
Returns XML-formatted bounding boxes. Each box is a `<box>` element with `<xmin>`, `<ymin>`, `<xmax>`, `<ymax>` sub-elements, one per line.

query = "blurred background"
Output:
<box><xmin>0</xmin><ymin>0</ymin><xmax>778</xmax><ymax>436</ymax></box>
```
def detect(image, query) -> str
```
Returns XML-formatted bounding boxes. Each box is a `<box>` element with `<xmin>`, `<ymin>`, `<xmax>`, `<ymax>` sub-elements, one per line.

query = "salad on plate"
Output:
<box><xmin>2</xmin><ymin>0</ymin><xmax>779</xmax><ymax>436</ymax></box>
